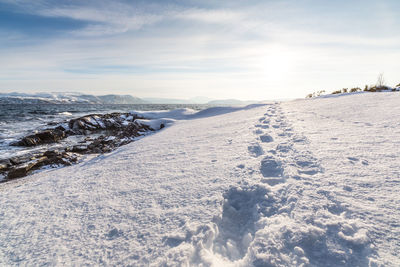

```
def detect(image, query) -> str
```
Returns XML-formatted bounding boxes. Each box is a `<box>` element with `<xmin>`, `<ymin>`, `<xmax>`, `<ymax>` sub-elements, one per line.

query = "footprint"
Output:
<box><xmin>347</xmin><ymin>157</ymin><xmax>359</xmax><ymax>162</ymax></box>
<box><xmin>255</xmin><ymin>124</ymin><xmax>269</xmax><ymax>129</ymax></box>
<box><xmin>260</xmin><ymin>155</ymin><xmax>283</xmax><ymax>178</ymax></box>
<box><xmin>294</xmin><ymin>153</ymin><xmax>321</xmax><ymax>175</ymax></box>
<box><xmin>253</xmin><ymin>129</ymin><xmax>263</xmax><ymax>135</ymax></box>
<box><xmin>106</xmin><ymin>228</ymin><xmax>123</xmax><ymax>240</ymax></box>
<box><xmin>248</xmin><ymin>144</ymin><xmax>264</xmax><ymax>157</ymax></box>
<box><xmin>348</xmin><ymin>157</ymin><xmax>369</xmax><ymax>166</ymax></box>
<box><xmin>343</xmin><ymin>185</ymin><xmax>353</xmax><ymax>192</ymax></box>
<box><xmin>260</xmin><ymin>134</ymin><xmax>273</xmax><ymax>143</ymax></box>
<box><xmin>211</xmin><ymin>185</ymin><xmax>271</xmax><ymax>261</ymax></box>
<box><xmin>292</xmin><ymin>135</ymin><xmax>307</xmax><ymax>143</ymax></box>
<box><xmin>276</xmin><ymin>143</ymin><xmax>293</xmax><ymax>153</ymax></box>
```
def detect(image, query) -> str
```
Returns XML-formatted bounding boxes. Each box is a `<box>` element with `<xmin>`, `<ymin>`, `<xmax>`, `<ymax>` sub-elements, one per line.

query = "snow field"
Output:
<box><xmin>158</xmin><ymin>103</ymin><xmax>376</xmax><ymax>266</ymax></box>
<box><xmin>0</xmin><ymin>105</ymin><xmax>270</xmax><ymax>265</ymax></box>
<box><xmin>282</xmin><ymin>92</ymin><xmax>400</xmax><ymax>265</ymax></box>
<box><xmin>0</xmin><ymin>94</ymin><xmax>398</xmax><ymax>266</ymax></box>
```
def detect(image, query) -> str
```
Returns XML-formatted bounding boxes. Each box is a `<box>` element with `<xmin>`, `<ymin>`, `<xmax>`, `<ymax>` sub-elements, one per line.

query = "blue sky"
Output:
<box><xmin>0</xmin><ymin>0</ymin><xmax>399</xmax><ymax>100</ymax></box>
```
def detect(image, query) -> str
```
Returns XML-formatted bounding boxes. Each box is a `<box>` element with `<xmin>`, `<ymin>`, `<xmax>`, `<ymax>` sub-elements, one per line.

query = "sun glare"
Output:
<box><xmin>259</xmin><ymin>47</ymin><xmax>294</xmax><ymax>82</ymax></box>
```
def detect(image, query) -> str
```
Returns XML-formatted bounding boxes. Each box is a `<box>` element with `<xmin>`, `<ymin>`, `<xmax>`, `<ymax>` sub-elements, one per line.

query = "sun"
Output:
<box><xmin>259</xmin><ymin>46</ymin><xmax>294</xmax><ymax>82</ymax></box>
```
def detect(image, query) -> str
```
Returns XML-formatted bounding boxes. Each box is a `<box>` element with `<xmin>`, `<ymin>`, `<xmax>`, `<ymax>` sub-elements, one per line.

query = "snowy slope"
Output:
<box><xmin>0</xmin><ymin>94</ymin><xmax>398</xmax><ymax>266</ymax></box>
<box><xmin>281</xmin><ymin>92</ymin><xmax>400</xmax><ymax>265</ymax></box>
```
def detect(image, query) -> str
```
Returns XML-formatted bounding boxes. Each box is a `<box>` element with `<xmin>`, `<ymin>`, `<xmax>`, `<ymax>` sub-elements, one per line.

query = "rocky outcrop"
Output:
<box><xmin>11</xmin><ymin>113</ymin><xmax>146</xmax><ymax>147</ymax></box>
<box><xmin>2</xmin><ymin>112</ymin><xmax>154</xmax><ymax>182</ymax></box>
<box><xmin>1</xmin><ymin>151</ymin><xmax>78</xmax><ymax>181</ymax></box>
<box><xmin>11</xmin><ymin>129</ymin><xmax>65</xmax><ymax>146</ymax></box>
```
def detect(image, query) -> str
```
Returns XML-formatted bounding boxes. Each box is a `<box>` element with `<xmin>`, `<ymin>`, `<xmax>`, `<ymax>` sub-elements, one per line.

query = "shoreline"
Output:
<box><xmin>0</xmin><ymin>95</ymin><xmax>398</xmax><ymax>265</ymax></box>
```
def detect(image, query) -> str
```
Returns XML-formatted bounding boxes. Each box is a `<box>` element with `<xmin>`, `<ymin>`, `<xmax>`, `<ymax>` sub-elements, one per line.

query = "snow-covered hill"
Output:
<box><xmin>0</xmin><ymin>93</ymin><xmax>399</xmax><ymax>266</ymax></box>
<box><xmin>0</xmin><ymin>92</ymin><xmax>148</xmax><ymax>104</ymax></box>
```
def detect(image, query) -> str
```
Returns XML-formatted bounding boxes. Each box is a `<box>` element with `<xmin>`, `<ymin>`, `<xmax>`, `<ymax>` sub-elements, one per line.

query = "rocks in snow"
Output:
<box><xmin>2</xmin><ymin>151</ymin><xmax>78</xmax><ymax>181</ymax></box>
<box><xmin>11</xmin><ymin>129</ymin><xmax>65</xmax><ymax>146</ymax></box>
<box><xmin>11</xmin><ymin>113</ymin><xmax>145</xmax><ymax>147</ymax></box>
<box><xmin>2</xmin><ymin>112</ymin><xmax>154</xmax><ymax>181</ymax></box>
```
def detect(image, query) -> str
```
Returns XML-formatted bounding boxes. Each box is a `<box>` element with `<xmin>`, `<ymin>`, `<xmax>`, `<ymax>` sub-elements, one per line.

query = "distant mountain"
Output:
<box><xmin>98</xmin><ymin>94</ymin><xmax>147</xmax><ymax>104</ymax></box>
<box><xmin>0</xmin><ymin>92</ymin><xmax>148</xmax><ymax>104</ymax></box>
<box><xmin>0</xmin><ymin>92</ymin><xmax>258</xmax><ymax>105</ymax></box>
<box><xmin>142</xmin><ymin>98</ymin><xmax>190</xmax><ymax>104</ymax></box>
<box><xmin>188</xmin><ymin>96</ymin><xmax>213</xmax><ymax>104</ymax></box>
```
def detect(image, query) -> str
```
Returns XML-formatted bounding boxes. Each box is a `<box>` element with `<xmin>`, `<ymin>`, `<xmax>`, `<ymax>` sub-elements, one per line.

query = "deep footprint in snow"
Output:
<box><xmin>259</xmin><ymin>134</ymin><xmax>273</xmax><ymax>143</ymax></box>
<box><xmin>260</xmin><ymin>155</ymin><xmax>285</xmax><ymax>185</ymax></box>
<box><xmin>248</xmin><ymin>143</ymin><xmax>264</xmax><ymax>157</ymax></box>
<box><xmin>255</xmin><ymin>124</ymin><xmax>269</xmax><ymax>129</ymax></box>
<box><xmin>253</xmin><ymin>129</ymin><xmax>263</xmax><ymax>135</ymax></box>
<box><xmin>276</xmin><ymin>143</ymin><xmax>293</xmax><ymax>153</ymax></box>
<box><xmin>260</xmin><ymin>156</ymin><xmax>283</xmax><ymax>177</ymax></box>
<box><xmin>211</xmin><ymin>185</ymin><xmax>271</xmax><ymax>261</ymax></box>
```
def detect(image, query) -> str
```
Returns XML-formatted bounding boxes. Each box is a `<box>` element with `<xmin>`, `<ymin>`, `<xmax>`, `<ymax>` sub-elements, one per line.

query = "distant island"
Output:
<box><xmin>0</xmin><ymin>92</ymin><xmax>257</xmax><ymax>105</ymax></box>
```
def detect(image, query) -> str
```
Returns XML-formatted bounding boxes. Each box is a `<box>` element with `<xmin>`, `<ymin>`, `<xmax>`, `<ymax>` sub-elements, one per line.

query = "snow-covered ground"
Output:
<box><xmin>0</xmin><ymin>93</ymin><xmax>399</xmax><ymax>266</ymax></box>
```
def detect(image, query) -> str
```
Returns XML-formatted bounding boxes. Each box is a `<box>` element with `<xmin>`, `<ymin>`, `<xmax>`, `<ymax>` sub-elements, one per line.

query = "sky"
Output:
<box><xmin>0</xmin><ymin>0</ymin><xmax>399</xmax><ymax>100</ymax></box>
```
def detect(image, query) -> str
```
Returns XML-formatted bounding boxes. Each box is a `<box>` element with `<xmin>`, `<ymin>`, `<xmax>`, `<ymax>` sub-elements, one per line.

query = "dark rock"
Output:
<box><xmin>70</xmin><ymin>145</ymin><xmax>88</xmax><ymax>153</ymax></box>
<box><xmin>0</xmin><ymin>159</ymin><xmax>11</xmax><ymax>169</ymax></box>
<box><xmin>6</xmin><ymin>167</ymin><xmax>29</xmax><ymax>179</ymax></box>
<box><xmin>55</xmin><ymin>125</ymin><xmax>67</xmax><ymax>131</ymax></box>
<box><xmin>9</xmin><ymin>154</ymin><xmax>33</xmax><ymax>165</ymax></box>
<box><xmin>1</xmin><ymin>150</ymin><xmax>80</xmax><ymax>182</ymax></box>
<box><xmin>12</xmin><ymin>129</ymin><xmax>65</xmax><ymax>147</ymax></box>
<box><xmin>43</xmin><ymin>150</ymin><xmax>63</xmax><ymax>158</ymax></box>
<box><xmin>92</xmin><ymin>147</ymin><xmax>103</xmax><ymax>153</ymax></box>
<box><xmin>7</xmin><ymin>156</ymin><xmax>48</xmax><ymax>180</ymax></box>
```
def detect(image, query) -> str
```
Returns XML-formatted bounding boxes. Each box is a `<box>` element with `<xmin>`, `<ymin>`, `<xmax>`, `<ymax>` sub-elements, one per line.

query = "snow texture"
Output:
<box><xmin>0</xmin><ymin>94</ymin><xmax>399</xmax><ymax>266</ymax></box>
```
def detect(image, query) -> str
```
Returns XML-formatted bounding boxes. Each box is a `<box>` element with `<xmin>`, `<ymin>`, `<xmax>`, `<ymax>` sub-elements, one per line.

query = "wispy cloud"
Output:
<box><xmin>1</xmin><ymin>0</ymin><xmax>400</xmax><ymax>99</ymax></box>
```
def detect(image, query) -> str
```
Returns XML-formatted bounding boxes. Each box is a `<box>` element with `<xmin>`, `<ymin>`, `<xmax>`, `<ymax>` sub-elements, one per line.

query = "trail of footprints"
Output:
<box><xmin>252</xmin><ymin>104</ymin><xmax>322</xmax><ymax>186</ymax></box>
<box><xmin>203</xmin><ymin>104</ymin><xmax>344</xmax><ymax>263</ymax></box>
<box><xmin>160</xmin><ymin>103</ymin><xmax>373</xmax><ymax>265</ymax></box>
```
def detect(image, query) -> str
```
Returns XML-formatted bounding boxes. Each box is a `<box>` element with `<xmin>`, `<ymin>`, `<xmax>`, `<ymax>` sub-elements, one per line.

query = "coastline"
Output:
<box><xmin>0</xmin><ymin>95</ymin><xmax>399</xmax><ymax>265</ymax></box>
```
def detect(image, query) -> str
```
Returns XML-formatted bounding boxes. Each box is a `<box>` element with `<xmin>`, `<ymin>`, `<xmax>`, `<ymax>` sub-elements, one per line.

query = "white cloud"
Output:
<box><xmin>35</xmin><ymin>3</ymin><xmax>168</xmax><ymax>36</ymax></box>
<box><xmin>1</xmin><ymin>0</ymin><xmax>400</xmax><ymax>99</ymax></box>
<box><xmin>176</xmin><ymin>8</ymin><xmax>243</xmax><ymax>24</ymax></box>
